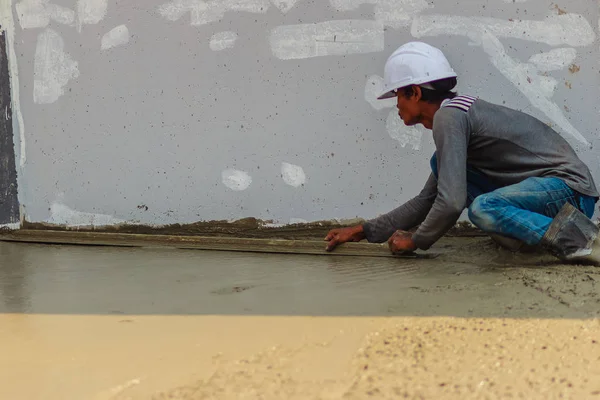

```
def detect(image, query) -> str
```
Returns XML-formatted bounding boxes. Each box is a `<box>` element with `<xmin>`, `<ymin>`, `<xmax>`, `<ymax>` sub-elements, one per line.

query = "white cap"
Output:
<box><xmin>378</xmin><ymin>42</ymin><xmax>457</xmax><ymax>100</ymax></box>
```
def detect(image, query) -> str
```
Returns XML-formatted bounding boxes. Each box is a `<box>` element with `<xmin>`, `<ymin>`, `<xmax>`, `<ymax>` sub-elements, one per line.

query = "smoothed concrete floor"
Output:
<box><xmin>1</xmin><ymin>240</ymin><xmax>599</xmax><ymax>399</ymax></box>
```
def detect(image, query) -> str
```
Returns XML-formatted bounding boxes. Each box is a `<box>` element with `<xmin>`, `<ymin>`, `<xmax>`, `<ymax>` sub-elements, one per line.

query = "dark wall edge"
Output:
<box><xmin>0</xmin><ymin>29</ymin><xmax>20</xmax><ymax>226</ymax></box>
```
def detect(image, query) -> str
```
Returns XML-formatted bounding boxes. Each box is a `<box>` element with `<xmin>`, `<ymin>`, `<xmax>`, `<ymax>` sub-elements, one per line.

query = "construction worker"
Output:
<box><xmin>325</xmin><ymin>42</ymin><xmax>600</xmax><ymax>264</ymax></box>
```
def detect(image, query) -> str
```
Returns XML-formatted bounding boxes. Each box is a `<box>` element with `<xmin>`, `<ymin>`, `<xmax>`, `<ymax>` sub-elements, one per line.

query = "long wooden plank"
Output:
<box><xmin>0</xmin><ymin>230</ymin><xmax>437</xmax><ymax>259</ymax></box>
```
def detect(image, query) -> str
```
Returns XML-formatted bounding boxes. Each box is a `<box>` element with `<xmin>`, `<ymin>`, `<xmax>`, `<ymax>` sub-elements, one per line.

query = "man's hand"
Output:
<box><xmin>324</xmin><ymin>225</ymin><xmax>366</xmax><ymax>251</ymax></box>
<box><xmin>388</xmin><ymin>230</ymin><xmax>417</xmax><ymax>254</ymax></box>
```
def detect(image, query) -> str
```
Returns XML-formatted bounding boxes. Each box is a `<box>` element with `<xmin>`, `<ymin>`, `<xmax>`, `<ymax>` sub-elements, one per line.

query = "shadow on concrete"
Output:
<box><xmin>1</xmin><ymin>240</ymin><xmax>598</xmax><ymax>318</ymax></box>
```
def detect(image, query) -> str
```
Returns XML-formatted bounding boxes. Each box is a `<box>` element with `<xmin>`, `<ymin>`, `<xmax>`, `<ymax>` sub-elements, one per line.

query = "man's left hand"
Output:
<box><xmin>388</xmin><ymin>230</ymin><xmax>417</xmax><ymax>254</ymax></box>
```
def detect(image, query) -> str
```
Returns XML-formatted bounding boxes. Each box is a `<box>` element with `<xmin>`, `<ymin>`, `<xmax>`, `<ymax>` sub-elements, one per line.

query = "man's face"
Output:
<box><xmin>396</xmin><ymin>89</ymin><xmax>431</xmax><ymax>129</ymax></box>
<box><xmin>396</xmin><ymin>89</ymin><xmax>422</xmax><ymax>127</ymax></box>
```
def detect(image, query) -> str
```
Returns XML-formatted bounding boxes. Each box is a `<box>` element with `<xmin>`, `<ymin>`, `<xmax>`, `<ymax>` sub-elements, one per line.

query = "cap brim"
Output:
<box><xmin>377</xmin><ymin>90</ymin><xmax>397</xmax><ymax>100</ymax></box>
<box><xmin>376</xmin><ymin>72</ymin><xmax>459</xmax><ymax>100</ymax></box>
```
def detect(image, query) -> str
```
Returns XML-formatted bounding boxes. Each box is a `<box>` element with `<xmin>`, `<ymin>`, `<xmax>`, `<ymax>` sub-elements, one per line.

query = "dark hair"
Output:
<box><xmin>400</xmin><ymin>77</ymin><xmax>458</xmax><ymax>103</ymax></box>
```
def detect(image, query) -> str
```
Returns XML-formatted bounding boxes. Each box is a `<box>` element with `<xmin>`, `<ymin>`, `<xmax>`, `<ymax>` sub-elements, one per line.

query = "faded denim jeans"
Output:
<box><xmin>430</xmin><ymin>153</ymin><xmax>598</xmax><ymax>246</ymax></box>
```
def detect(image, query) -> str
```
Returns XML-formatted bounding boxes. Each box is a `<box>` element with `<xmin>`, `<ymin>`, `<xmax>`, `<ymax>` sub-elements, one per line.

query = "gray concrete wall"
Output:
<box><xmin>2</xmin><ymin>0</ymin><xmax>599</xmax><ymax>228</ymax></box>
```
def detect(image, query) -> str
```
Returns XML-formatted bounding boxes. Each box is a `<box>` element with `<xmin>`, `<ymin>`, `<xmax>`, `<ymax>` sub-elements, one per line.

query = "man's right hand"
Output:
<box><xmin>324</xmin><ymin>225</ymin><xmax>366</xmax><ymax>252</ymax></box>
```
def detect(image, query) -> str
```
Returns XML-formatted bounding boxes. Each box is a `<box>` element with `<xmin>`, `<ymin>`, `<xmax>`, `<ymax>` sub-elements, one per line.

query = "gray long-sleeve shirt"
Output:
<box><xmin>362</xmin><ymin>96</ymin><xmax>599</xmax><ymax>250</ymax></box>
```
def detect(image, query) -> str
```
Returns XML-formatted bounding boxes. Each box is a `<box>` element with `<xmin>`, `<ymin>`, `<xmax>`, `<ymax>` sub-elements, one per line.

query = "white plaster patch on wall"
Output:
<box><xmin>362</xmin><ymin>76</ymin><xmax>423</xmax><ymax>149</ymax></box>
<box><xmin>15</xmin><ymin>0</ymin><xmax>75</xmax><ymax>29</ymax></box>
<box><xmin>46</xmin><ymin>3</ymin><xmax>76</xmax><ymax>25</ymax></box>
<box><xmin>412</xmin><ymin>14</ymin><xmax>596</xmax><ymax>47</ymax></box>
<box><xmin>47</xmin><ymin>202</ymin><xmax>124</xmax><ymax>227</ymax></box>
<box><xmin>158</xmin><ymin>0</ymin><xmax>270</xmax><ymax>26</ymax></box>
<box><xmin>365</xmin><ymin>75</ymin><xmax>396</xmax><ymax>110</ymax></box>
<box><xmin>386</xmin><ymin>110</ymin><xmax>422</xmax><ymax>150</ymax></box>
<box><xmin>209</xmin><ymin>31</ymin><xmax>238</xmax><ymax>51</ymax></box>
<box><xmin>528</xmin><ymin>48</ymin><xmax>577</xmax><ymax>72</ymax></box>
<box><xmin>76</xmin><ymin>0</ymin><xmax>107</xmax><ymax>30</ymax></box>
<box><xmin>281</xmin><ymin>162</ymin><xmax>306</xmax><ymax>187</ymax></box>
<box><xmin>33</xmin><ymin>29</ymin><xmax>79</xmax><ymax>104</ymax></box>
<box><xmin>412</xmin><ymin>15</ymin><xmax>592</xmax><ymax>146</ymax></box>
<box><xmin>329</xmin><ymin>0</ymin><xmax>432</xmax><ymax>29</ymax></box>
<box><xmin>222</xmin><ymin>169</ymin><xmax>252</xmax><ymax>191</ymax></box>
<box><xmin>0</xmin><ymin>222</ymin><xmax>20</xmax><ymax>230</ymax></box>
<box><xmin>270</xmin><ymin>0</ymin><xmax>299</xmax><ymax>13</ymax></box>
<box><xmin>158</xmin><ymin>0</ymin><xmax>428</xmax><ymax>27</ymax></box>
<box><xmin>502</xmin><ymin>0</ymin><xmax>527</xmax><ymax>2</ymax></box>
<box><xmin>15</xmin><ymin>0</ymin><xmax>48</xmax><ymax>28</ymax></box>
<box><xmin>101</xmin><ymin>25</ymin><xmax>130</xmax><ymax>50</ymax></box>
<box><xmin>479</xmin><ymin>32</ymin><xmax>589</xmax><ymax>146</ymax></box>
<box><xmin>537</xmin><ymin>74</ymin><xmax>558</xmax><ymax>98</ymax></box>
<box><xmin>0</xmin><ymin>0</ymin><xmax>27</xmax><ymax>168</ymax></box>
<box><xmin>156</xmin><ymin>0</ymin><xmax>189</xmax><ymax>21</ymax></box>
<box><xmin>269</xmin><ymin>20</ymin><xmax>384</xmax><ymax>60</ymax></box>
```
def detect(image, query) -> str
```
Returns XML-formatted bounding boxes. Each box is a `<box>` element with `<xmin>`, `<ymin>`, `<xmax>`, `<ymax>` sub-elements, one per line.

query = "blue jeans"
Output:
<box><xmin>430</xmin><ymin>153</ymin><xmax>597</xmax><ymax>246</ymax></box>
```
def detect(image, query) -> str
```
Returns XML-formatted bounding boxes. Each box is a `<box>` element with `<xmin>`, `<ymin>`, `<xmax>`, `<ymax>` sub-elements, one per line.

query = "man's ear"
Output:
<box><xmin>411</xmin><ymin>86</ymin><xmax>422</xmax><ymax>102</ymax></box>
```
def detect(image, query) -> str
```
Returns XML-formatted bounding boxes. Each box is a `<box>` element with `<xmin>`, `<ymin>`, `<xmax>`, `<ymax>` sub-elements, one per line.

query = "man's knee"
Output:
<box><xmin>468</xmin><ymin>194</ymin><xmax>500</xmax><ymax>232</ymax></box>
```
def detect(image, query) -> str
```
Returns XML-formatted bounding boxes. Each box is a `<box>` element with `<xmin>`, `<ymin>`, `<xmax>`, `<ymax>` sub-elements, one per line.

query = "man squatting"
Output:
<box><xmin>325</xmin><ymin>42</ymin><xmax>600</xmax><ymax>265</ymax></box>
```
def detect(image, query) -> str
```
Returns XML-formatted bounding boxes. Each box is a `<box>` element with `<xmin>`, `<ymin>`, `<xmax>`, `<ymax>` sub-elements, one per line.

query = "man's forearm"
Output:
<box><xmin>362</xmin><ymin>173</ymin><xmax>438</xmax><ymax>243</ymax></box>
<box><xmin>412</xmin><ymin>207</ymin><xmax>463</xmax><ymax>250</ymax></box>
<box><xmin>362</xmin><ymin>196</ymin><xmax>434</xmax><ymax>243</ymax></box>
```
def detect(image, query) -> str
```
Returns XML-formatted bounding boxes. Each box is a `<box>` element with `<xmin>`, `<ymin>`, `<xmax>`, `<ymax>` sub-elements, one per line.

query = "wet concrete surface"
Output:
<box><xmin>1</xmin><ymin>239</ymin><xmax>600</xmax><ymax>399</ymax></box>
<box><xmin>1</xmin><ymin>238</ymin><xmax>598</xmax><ymax>318</ymax></box>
